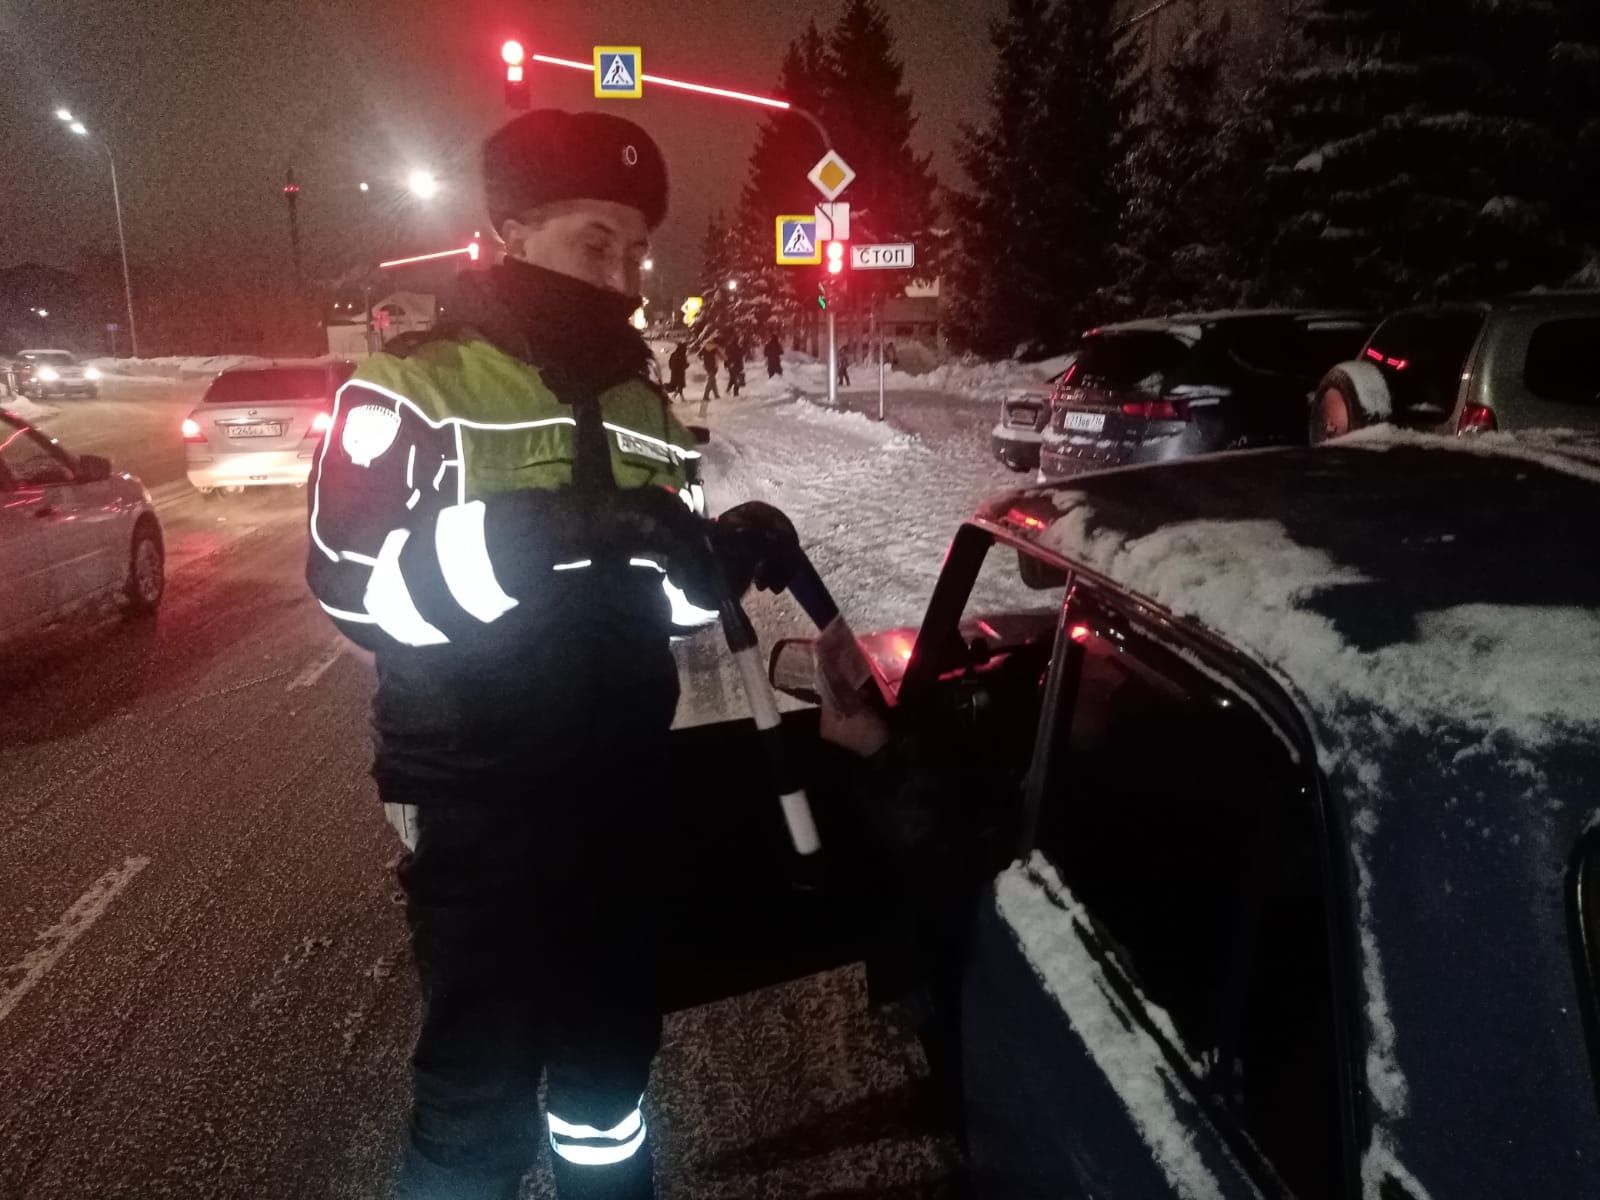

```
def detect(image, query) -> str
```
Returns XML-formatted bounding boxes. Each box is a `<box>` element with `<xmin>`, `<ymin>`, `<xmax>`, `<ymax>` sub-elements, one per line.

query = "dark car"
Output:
<box><xmin>668</xmin><ymin>435</ymin><xmax>1600</xmax><ymax>1198</ymax></box>
<box><xmin>1038</xmin><ymin>310</ymin><xmax>1373</xmax><ymax>479</ymax></box>
<box><xmin>11</xmin><ymin>349</ymin><xmax>100</xmax><ymax>399</ymax></box>
<box><xmin>1314</xmin><ymin>292</ymin><xmax>1600</xmax><ymax>440</ymax></box>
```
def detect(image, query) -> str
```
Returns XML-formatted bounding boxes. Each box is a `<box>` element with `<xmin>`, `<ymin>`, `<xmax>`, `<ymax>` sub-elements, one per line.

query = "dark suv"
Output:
<box><xmin>1038</xmin><ymin>311</ymin><xmax>1373</xmax><ymax>480</ymax></box>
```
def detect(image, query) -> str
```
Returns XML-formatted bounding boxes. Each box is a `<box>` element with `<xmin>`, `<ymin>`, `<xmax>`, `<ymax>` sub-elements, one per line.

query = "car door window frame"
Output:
<box><xmin>0</xmin><ymin>420</ymin><xmax>78</xmax><ymax>487</ymax></box>
<box><xmin>1009</xmin><ymin>568</ymin><xmax>1363</xmax><ymax>1199</ymax></box>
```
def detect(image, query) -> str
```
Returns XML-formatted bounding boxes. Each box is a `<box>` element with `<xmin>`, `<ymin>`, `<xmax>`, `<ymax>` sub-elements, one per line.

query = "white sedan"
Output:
<box><xmin>0</xmin><ymin>409</ymin><xmax>164</xmax><ymax>643</ymax></box>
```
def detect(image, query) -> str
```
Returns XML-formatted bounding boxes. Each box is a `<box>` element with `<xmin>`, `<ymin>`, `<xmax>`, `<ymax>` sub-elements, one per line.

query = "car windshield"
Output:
<box><xmin>1069</xmin><ymin>332</ymin><xmax>1193</xmax><ymax>394</ymax></box>
<box><xmin>204</xmin><ymin>367</ymin><xmax>346</xmax><ymax>405</ymax></box>
<box><xmin>21</xmin><ymin>351</ymin><xmax>73</xmax><ymax>364</ymax></box>
<box><xmin>1363</xmin><ymin>311</ymin><xmax>1486</xmax><ymax>426</ymax></box>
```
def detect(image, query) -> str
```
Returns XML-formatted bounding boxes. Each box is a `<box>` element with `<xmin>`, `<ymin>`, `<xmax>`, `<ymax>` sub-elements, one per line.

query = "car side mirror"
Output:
<box><xmin>77</xmin><ymin>454</ymin><xmax>113</xmax><ymax>483</ymax></box>
<box><xmin>686</xmin><ymin>424</ymin><xmax>712</xmax><ymax>446</ymax></box>
<box><xmin>768</xmin><ymin>637</ymin><xmax>820</xmax><ymax>704</ymax></box>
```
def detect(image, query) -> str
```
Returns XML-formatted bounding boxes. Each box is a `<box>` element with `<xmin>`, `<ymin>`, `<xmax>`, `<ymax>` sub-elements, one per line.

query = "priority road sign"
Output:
<box><xmin>808</xmin><ymin>151</ymin><xmax>857</xmax><ymax>202</ymax></box>
<box><xmin>776</xmin><ymin>215</ymin><xmax>822</xmax><ymax>265</ymax></box>
<box><xmin>594</xmin><ymin>47</ymin><xmax>643</xmax><ymax>98</ymax></box>
<box><xmin>850</xmin><ymin>242</ymin><xmax>915</xmax><ymax>270</ymax></box>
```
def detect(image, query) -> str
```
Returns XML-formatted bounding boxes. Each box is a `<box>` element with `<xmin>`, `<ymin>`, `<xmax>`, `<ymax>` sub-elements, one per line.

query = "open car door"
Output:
<box><xmin>660</xmin><ymin>707</ymin><xmax>877</xmax><ymax>1012</ymax></box>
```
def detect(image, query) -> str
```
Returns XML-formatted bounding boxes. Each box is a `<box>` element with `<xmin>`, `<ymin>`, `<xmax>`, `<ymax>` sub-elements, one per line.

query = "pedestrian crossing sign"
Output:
<box><xmin>776</xmin><ymin>215</ymin><xmax>822</xmax><ymax>265</ymax></box>
<box><xmin>594</xmin><ymin>47</ymin><xmax>643</xmax><ymax>98</ymax></box>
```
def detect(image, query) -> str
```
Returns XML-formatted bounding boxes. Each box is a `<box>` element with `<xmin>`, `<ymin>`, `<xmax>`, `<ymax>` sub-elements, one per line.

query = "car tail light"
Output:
<box><xmin>181</xmin><ymin>417</ymin><xmax>205</xmax><ymax>442</ymax></box>
<box><xmin>1457</xmin><ymin>403</ymin><xmax>1497</xmax><ymax>434</ymax></box>
<box><xmin>1007</xmin><ymin>506</ymin><xmax>1048</xmax><ymax>531</ymax></box>
<box><xmin>1120</xmin><ymin>398</ymin><xmax>1187</xmax><ymax>421</ymax></box>
<box><xmin>310</xmin><ymin>411</ymin><xmax>333</xmax><ymax>434</ymax></box>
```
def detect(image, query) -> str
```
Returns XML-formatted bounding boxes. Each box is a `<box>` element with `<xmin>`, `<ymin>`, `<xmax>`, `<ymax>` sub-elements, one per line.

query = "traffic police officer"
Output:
<box><xmin>307</xmin><ymin>110</ymin><xmax>712</xmax><ymax>1200</ymax></box>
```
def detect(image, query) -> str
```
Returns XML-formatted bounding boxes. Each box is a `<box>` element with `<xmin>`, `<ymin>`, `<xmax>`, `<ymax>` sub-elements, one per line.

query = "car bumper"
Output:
<box><xmin>1038</xmin><ymin>426</ymin><xmax>1211</xmax><ymax>481</ymax></box>
<box><xmin>991</xmin><ymin>425</ymin><xmax>1043</xmax><ymax>472</ymax></box>
<box><xmin>186</xmin><ymin>447</ymin><xmax>315</xmax><ymax>488</ymax></box>
<box><xmin>27</xmin><ymin>380</ymin><xmax>98</xmax><ymax>396</ymax></box>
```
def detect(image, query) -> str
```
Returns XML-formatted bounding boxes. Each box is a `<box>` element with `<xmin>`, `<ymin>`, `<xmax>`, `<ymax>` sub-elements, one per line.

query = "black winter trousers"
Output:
<box><xmin>391</xmin><ymin>652</ymin><xmax>678</xmax><ymax>1200</ymax></box>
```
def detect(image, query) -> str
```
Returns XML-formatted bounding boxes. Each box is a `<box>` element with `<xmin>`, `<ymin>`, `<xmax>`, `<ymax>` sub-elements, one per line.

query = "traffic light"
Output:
<box><xmin>817</xmin><ymin>282</ymin><xmax>829</xmax><ymax>311</ymax></box>
<box><xmin>826</xmin><ymin>240</ymin><xmax>846</xmax><ymax>276</ymax></box>
<box><xmin>503</xmin><ymin>40</ymin><xmax>530</xmax><ymax>109</ymax></box>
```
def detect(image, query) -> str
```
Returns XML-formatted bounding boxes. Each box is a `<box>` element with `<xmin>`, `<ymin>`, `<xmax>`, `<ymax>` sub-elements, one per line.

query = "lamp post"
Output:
<box><xmin>56</xmin><ymin>109</ymin><xmax>139</xmax><ymax>358</ymax></box>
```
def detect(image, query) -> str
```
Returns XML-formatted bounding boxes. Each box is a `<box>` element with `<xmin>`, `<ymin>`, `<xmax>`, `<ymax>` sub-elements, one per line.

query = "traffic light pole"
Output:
<box><xmin>827</xmin><ymin>307</ymin><xmax>838</xmax><ymax>408</ymax></box>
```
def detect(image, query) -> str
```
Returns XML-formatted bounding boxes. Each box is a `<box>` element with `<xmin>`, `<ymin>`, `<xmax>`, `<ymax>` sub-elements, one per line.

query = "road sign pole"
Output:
<box><xmin>827</xmin><ymin>307</ymin><xmax>838</xmax><ymax>408</ymax></box>
<box><xmin>877</xmin><ymin>297</ymin><xmax>886</xmax><ymax>423</ymax></box>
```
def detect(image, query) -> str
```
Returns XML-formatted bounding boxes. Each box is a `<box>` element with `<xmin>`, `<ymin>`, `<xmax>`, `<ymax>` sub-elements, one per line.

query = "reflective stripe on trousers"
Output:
<box><xmin>547</xmin><ymin>1102</ymin><xmax>647</xmax><ymax>1166</ymax></box>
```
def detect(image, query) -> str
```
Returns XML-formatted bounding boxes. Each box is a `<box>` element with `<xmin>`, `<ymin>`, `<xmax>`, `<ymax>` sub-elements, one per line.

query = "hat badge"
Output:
<box><xmin>623</xmin><ymin>144</ymin><xmax>639</xmax><ymax>167</ymax></box>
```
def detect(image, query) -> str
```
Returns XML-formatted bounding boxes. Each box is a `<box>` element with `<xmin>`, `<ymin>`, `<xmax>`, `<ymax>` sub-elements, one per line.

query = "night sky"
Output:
<box><xmin>0</xmin><ymin>0</ymin><xmax>1001</xmax><ymax>308</ymax></box>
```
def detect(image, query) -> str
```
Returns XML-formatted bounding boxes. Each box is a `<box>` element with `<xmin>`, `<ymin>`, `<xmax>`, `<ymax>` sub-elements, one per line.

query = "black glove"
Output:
<box><xmin>715</xmin><ymin>501</ymin><xmax>804</xmax><ymax>596</ymax></box>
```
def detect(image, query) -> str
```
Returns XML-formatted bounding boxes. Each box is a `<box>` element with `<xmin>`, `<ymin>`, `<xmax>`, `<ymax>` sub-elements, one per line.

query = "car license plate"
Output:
<box><xmin>1062</xmin><ymin>411</ymin><xmax>1106</xmax><ymax>434</ymax></box>
<box><xmin>227</xmin><ymin>423</ymin><xmax>283</xmax><ymax>439</ymax></box>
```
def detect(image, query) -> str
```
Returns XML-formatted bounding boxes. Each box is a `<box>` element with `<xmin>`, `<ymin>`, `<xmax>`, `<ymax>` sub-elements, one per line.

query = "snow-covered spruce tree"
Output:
<box><xmin>948</xmin><ymin>0</ymin><xmax>1144</xmax><ymax>355</ymax></box>
<box><xmin>1259</xmin><ymin>0</ymin><xmax>1580</xmax><ymax>308</ymax></box>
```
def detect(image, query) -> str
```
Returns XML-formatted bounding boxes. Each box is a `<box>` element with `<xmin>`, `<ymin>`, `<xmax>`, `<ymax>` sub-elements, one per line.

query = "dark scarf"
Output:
<box><xmin>452</xmin><ymin>260</ymin><xmax>650</xmax><ymax>401</ymax></box>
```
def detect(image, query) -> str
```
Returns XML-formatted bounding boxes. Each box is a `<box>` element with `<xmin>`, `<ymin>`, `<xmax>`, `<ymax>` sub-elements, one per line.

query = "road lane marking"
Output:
<box><xmin>0</xmin><ymin>856</ymin><xmax>150</xmax><ymax>1026</ymax></box>
<box><xmin>288</xmin><ymin>641</ymin><xmax>348</xmax><ymax>691</ymax></box>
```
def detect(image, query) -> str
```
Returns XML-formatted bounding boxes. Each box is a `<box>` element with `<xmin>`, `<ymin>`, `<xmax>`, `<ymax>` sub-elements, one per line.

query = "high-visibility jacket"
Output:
<box><xmin>307</xmin><ymin>334</ymin><xmax>705</xmax><ymax>656</ymax></box>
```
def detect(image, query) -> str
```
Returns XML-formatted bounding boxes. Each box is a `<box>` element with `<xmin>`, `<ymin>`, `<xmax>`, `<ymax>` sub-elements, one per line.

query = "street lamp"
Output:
<box><xmin>54</xmin><ymin>108</ymin><xmax>139</xmax><ymax>357</ymax></box>
<box><xmin>407</xmin><ymin>168</ymin><xmax>439</xmax><ymax>200</ymax></box>
<box><xmin>727</xmin><ymin>279</ymin><xmax>738</xmax><ymax>292</ymax></box>
<box><xmin>642</xmin><ymin>257</ymin><xmax>654</xmax><ymax>272</ymax></box>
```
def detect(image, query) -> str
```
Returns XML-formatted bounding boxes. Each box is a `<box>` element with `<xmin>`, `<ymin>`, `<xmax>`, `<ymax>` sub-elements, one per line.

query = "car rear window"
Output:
<box><xmin>1227</xmin><ymin>323</ymin><xmax>1373</xmax><ymax>382</ymax></box>
<box><xmin>1524</xmin><ymin>317</ymin><xmax>1600</xmax><ymax>408</ymax></box>
<box><xmin>1363</xmin><ymin>311</ymin><xmax>1485</xmax><ymax>427</ymax></box>
<box><xmin>204</xmin><ymin>366</ymin><xmax>348</xmax><ymax>405</ymax></box>
<box><xmin>1070</xmin><ymin>332</ymin><xmax>1193</xmax><ymax>393</ymax></box>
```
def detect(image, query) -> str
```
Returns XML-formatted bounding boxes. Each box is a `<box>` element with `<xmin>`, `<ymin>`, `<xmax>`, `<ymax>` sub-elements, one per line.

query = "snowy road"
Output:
<box><xmin>0</xmin><ymin>375</ymin><xmax>1027</xmax><ymax>1198</ymax></box>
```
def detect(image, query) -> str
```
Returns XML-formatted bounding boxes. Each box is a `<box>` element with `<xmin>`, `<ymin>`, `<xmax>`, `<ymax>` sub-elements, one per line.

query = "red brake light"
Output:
<box><xmin>181</xmin><ymin>417</ymin><xmax>204</xmax><ymax>442</ymax></box>
<box><xmin>1365</xmin><ymin>347</ymin><xmax>1384</xmax><ymax>362</ymax></box>
<box><xmin>1007</xmin><ymin>506</ymin><xmax>1048</xmax><ymax>531</ymax></box>
<box><xmin>1120</xmin><ymin>399</ymin><xmax>1186</xmax><ymax>421</ymax></box>
<box><xmin>1457</xmin><ymin>403</ymin><xmax>1497</xmax><ymax>434</ymax></box>
<box><xmin>311</xmin><ymin>411</ymin><xmax>333</xmax><ymax>434</ymax></box>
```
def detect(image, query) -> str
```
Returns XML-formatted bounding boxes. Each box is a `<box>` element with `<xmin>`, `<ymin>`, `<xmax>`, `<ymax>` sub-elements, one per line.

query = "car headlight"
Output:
<box><xmin>36</xmin><ymin>367</ymin><xmax>60</xmax><ymax>382</ymax></box>
<box><xmin>84</xmin><ymin>366</ymin><xmax>101</xmax><ymax>382</ymax></box>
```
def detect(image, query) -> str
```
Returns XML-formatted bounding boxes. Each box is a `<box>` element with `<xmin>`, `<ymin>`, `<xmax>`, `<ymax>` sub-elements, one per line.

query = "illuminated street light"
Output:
<box><xmin>51</xmin><ymin>108</ymin><xmax>138</xmax><ymax>356</ymax></box>
<box><xmin>408</xmin><ymin>169</ymin><xmax>439</xmax><ymax>200</ymax></box>
<box><xmin>642</xmin><ymin>258</ymin><xmax>654</xmax><ymax>272</ymax></box>
<box><xmin>727</xmin><ymin>279</ymin><xmax>738</xmax><ymax>292</ymax></box>
<box><xmin>359</xmin><ymin>180</ymin><xmax>370</xmax><ymax>192</ymax></box>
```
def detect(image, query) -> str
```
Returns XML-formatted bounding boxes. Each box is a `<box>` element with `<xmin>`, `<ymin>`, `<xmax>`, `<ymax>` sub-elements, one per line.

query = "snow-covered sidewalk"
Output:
<box><xmin>694</xmin><ymin>389</ymin><xmax>1036</xmax><ymax>635</ymax></box>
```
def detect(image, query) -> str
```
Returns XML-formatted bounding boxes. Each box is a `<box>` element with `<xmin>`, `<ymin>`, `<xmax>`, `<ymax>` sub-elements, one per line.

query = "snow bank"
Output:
<box><xmin>996</xmin><ymin>856</ymin><xmax>1228</xmax><ymax>1200</ymax></box>
<box><xmin>83</xmin><ymin>354</ymin><xmax>331</xmax><ymax>382</ymax></box>
<box><xmin>2</xmin><ymin>395</ymin><xmax>59</xmax><ymax>422</ymax></box>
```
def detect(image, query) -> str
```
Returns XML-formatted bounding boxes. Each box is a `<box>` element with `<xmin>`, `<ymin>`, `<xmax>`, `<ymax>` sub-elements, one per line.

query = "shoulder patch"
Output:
<box><xmin>343</xmin><ymin>403</ymin><xmax>401</xmax><ymax>466</ymax></box>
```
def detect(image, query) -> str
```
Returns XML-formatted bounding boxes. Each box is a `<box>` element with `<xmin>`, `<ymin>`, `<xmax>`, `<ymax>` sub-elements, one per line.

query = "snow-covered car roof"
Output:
<box><xmin>978</xmin><ymin>430</ymin><xmax>1600</xmax><ymax>1193</ymax></box>
<box><xmin>1085</xmin><ymin>308</ymin><xmax>1370</xmax><ymax>343</ymax></box>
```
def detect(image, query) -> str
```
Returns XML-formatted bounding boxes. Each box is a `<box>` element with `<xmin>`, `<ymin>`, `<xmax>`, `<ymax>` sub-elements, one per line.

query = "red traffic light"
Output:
<box><xmin>826</xmin><ymin>241</ymin><xmax>845</xmax><ymax>275</ymax></box>
<box><xmin>501</xmin><ymin>40</ymin><xmax>525</xmax><ymax>66</ymax></box>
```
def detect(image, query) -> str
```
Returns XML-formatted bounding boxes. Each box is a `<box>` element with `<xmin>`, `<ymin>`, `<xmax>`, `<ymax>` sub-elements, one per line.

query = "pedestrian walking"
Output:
<box><xmin>666</xmin><ymin>342</ymin><xmax>688</xmax><ymax>402</ymax></box>
<box><xmin>763</xmin><ymin>334</ymin><xmax>783</xmax><ymax>378</ymax></box>
<box><xmin>837</xmin><ymin>345</ymin><xmax>851</xmax><ymax>388</ymax></box>
<box><xmin>726</xmin><ymin>336</ymin><xmax>746</xmax><ymax>397</ymax></box>
<box><xmin>698</xmin><ymin>339</ymin><xmax>721</xmax><ymax>416</ymax></box>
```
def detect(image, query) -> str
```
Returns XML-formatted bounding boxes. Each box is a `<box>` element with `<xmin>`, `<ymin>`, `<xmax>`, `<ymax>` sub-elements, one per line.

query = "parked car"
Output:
<box><xmin>1038</xmin><ymin>310</ymin><xmax>1373</xmax><ymax>480</ymax></box>
<box><xmin>992</xmin><ymin>359</ymin><xmax>1076</xmax><ymax>473</ymax></box>
<box><xmin>183</xmin><ymin>361</ymin><xmax>355</xmax><ymax>495</ymax></box>
<box><xmin>1313</xmin><ymin>291</ymin><xmax>1600</xmax><ymax>441</ymax></box>
<box><xmin>671</xmin><ymin>434</ymin><xmax>1600</xmax><ymax>1198</ymax></box>
<box><xmin>10</xmin><ymin>349</ymin><xmax>100</xmax><ymax>399</ymax></box>
<box><xmin>1</xmin><ymin>408</ymin><xmax>164</xmax><ymax>643</ymax></box>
